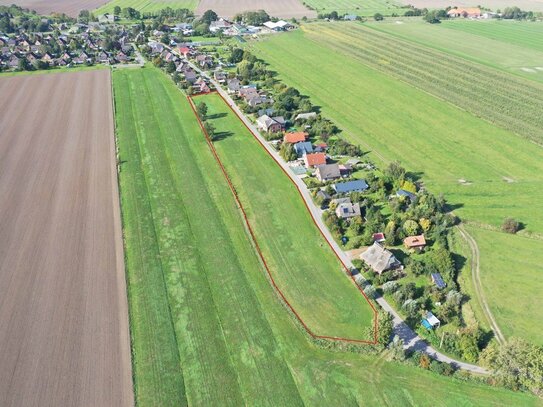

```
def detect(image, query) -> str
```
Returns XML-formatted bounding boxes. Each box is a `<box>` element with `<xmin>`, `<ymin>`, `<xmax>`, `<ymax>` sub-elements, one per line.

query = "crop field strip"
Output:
<box><xmin>112</xmin><ymin>67</ymin><xmax>543</xmax><ymax>407</ymax></box>
<box><xmin>196</xmin><ymin>92</ymin><xmax>375</xmax><ymax>340</ymax></box>
<box><xmin>114</xmin><ymin>67</ymin><xmax>304</xmax><ymax>406</ymax></box>
<box><xmin>0</xmin><ymin>70</ymin><xmax>133</xmax><ymax>406</ymax></box>
<box><xmin>96</xmin><ymin>0</ymin><xmax>198</xmax><ymax>14</ymax></box>
<box><xmin>304</xmin><ymin>23</ymin><xmax>543</xmax><ymax>145</ymax></box>
<box><xmin>195</xmin><ymin>0</ymin><xmax>316</xmax><ymax>19</ymax></box>
<box><xmin>0</xmin><ymin>0</ymin><xmax>109</xmax><ymax>16</ymax></box>
<box><xmin>301</xmin><ymin>0</ymin><xmax>405</xmax><ymax>16</ymax></box>
<box><xmin>369</xmin><ymin>21</ymin><xmax>543</xmax><ymax>84</ymax></box>
<box><xmin>442</xmin><ymin>20</ymin><xmax>543</xmax><ymax>53</ymax></box>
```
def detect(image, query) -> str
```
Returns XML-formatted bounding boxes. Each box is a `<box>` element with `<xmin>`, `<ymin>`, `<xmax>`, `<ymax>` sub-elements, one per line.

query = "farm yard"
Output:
<box><xmin>302</xmin><ymin>0</ymin><xmax>405</xmax><ymax>16</ymax></box>
<box><xmin>370</xmin><ymin>19</ymin><xmax>543</xmax><ymax>83</ymax></box>
<box><xmin>195</xmin><ymin>0</ymin><xmax>316</xmax><ymax>19</ymax></box>
<box><xmin>0</xmin><ymin>0</ymin><xmax>109</xmax><ymax>16</ymax></box>
<box><xmin>0</xmin><ymin>70</ymin><xmax>133</xmax><ymax>406</ymax></box>
<box><xmin>249</xmin><ymin>23</ymin><xmax>543</xmax><ymax>343</ymax></box>
<box><xmin>113</xmin><ymin>66</ymin><xmax>542</xmax><ymax>407</ymax></box>
<box><xmin>96</xmin><ymin>0</ymin><xmax>198</xmax><ymax>14</ymax></box>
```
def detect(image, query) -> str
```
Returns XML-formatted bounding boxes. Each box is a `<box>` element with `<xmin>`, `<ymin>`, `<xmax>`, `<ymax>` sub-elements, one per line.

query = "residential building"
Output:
<box><xmin>333</xmin><ymin>179</ymin><xmax>368</xmax><ymax>194</ymax></box>
<box><xmin>303</xmin><ymin>152</ymin><xmax>326</xmax><ymax>168</ymax></box>
<box><xmin>256</xmin><ymin>115</ymin><xmax>285</xmax><ymax>132</ymax></box>
<box><xmin>284</xmin><ymin>131</ymin><xmax>307</xmax><ymax>144</ymax></box>
<box><xmin>404</xmin><ymin>235</ymin><xmax>426</xmax><ymax>251</ymax></box>
<box><xmin>315</xmin><ymin>163</ymin><xmax>340</xmax><ymax>182</ymax></box>
<box><xmin>360</xmin><ymin>242</ymin><xmax>401</xmax><ymax>274</ymax></box>
<box><xmin>335</xmin><ymin>202</ymin><xmax>361</xmax><ymax>219</ymax></box>
<box><xmin>293</xmin><ymin>141</ymin><xmax>313</xmax><ymax>157</ymax></box>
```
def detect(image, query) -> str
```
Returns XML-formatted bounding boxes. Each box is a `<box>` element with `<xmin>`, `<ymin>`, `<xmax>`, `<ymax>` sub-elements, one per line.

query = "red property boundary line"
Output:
<box><xmin>187</xmin><ymin>92</ymin><xmax>378</xmax><ymax>345</ymax></box>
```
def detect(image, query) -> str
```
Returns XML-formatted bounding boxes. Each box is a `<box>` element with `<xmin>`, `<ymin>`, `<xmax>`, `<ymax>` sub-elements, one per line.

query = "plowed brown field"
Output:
<box><xmin>0</xmin><ymin>0</ymin><xmax>109</xmax><ymax>16</ymax></box>
<box><xmin>0</xmin><ymin>70</ymin><xmax>133</xmax><ymax>407</ymax></box>
<box><xmin>195</xmin><ymin>0</ymin><xmax>316</xmax><ymax>19</ymax></box>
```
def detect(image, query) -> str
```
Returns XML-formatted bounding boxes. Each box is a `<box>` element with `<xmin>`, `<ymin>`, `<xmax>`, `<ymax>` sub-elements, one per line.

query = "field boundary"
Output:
<box><xmin>187</xmin><ymin>91</ymin><xmax>378</xmax><ymax>345</ymax></box>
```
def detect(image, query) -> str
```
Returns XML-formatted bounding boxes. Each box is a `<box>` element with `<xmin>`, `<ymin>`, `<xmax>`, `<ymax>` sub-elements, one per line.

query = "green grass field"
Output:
<box><xmin>249</xmin><ymin>25</ymin><xmax>543</xmax><ymax>343</ymax></box>
<box><xmin>114</xmin><ymin>66</ymin><xmax>542</xmax><ymax>407</ymax></box>
<box><xmin>301</xmin><ymin>0</ymin><xmax>405</xmax><ymax>16</ymax></box>
<box><xmin>441</xmin><ymin>20</ymin><xmax>543</xmax><ymax>53</ymax></box>
<box><xmin>96</xmin><ymin>0</ymin><xmax>197</xmax><ymax>14</ymax></box>
<box><xmin>196</xmin><ymin>92</ymin><xmax>374</xmax><ymax>340</ymax></box>
<box><xmin>114</xmin><ymin>67</ymin><xmax>303</xmax><ymax>405</ymax></box>
<box><xmin>467</xmin><ymin>226</ymin><xmax>543</xmax><ymax>346</ymax></box>
<box><xmin>369</xmin><ymin>19</ymin><xmax>543</xmax><ymax>83</ymax></box>
<box><xmin>297</xmin><ymin>23</ymin><xmax>543</xmax><ymax>144</ymax></box>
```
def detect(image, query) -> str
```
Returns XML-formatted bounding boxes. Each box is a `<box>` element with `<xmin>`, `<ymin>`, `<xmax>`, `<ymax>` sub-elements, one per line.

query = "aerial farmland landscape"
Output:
<box><xmin>1</xmin><ymin>0</ymin><xmax>543</xmax><ymax>406</ymax></box>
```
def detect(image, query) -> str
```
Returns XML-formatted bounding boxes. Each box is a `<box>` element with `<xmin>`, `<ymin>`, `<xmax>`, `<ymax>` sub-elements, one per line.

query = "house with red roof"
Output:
<box><xmin>303</xmin><ymin>152</ymin><xmax>327</xmax><ymax>168</ymax></box>
<box><xmin>284</xmin><ymin>131</ymin><xmax>307</xmax><ymax>144</ymax></box>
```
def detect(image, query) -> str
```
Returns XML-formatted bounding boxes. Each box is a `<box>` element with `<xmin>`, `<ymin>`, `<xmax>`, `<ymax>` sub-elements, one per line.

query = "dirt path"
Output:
<box><xmin>0</xmin><ymin>70</ymin><xmax>133</xmax><ymax>407</ymax></box>
<box><xmin>457</xmin><ymin>224</ymin><xmax>506</xmax><ymax>345</ymax></box>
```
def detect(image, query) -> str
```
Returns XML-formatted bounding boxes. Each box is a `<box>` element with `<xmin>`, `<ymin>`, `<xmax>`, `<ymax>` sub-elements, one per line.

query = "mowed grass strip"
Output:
<box><xmin>442</xmin><ymin>20</ymin><xmax>543</xmax><ymax>52</ymax></box>
<box><xmin>198</xmin><ymin>93</ymin><xmax>375</xmax><ymax>340</ymax></box>
<box><xmin>114</xmin><ymin>67</ymin><xmax>303</xmax><ymax>406</ymax></box>
<box><xmin>96</xmin><ymin>0</ymin><xmax>198</xmax><ymax>14</ymax></box>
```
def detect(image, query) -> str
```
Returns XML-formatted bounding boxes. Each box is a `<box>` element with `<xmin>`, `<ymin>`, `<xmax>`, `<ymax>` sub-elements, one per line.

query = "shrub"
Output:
<box><xmin>382</xmin><ymin>281</ymin><xmax>399</xmax><ymax>294</ymax></box>
<box><xmin>502</xmin><ymin>218</ymin><xmax>520</xmax><ymax>234</ymax></box>
<box><xmin>363</xmin><ymin>284</ymin><xmax>377</xmax><ymax>299</ymax></box>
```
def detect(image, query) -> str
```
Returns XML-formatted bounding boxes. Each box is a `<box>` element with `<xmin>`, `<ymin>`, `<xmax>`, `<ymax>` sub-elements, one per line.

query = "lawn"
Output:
<box><xmin>301</xmin><ymin>0</ymin><xmax>405</xmax><ymax>16</ymax></box>
<box><xmin>441</xmin><ymin>19</ymin><xmax>543</xmax><ymax>53</ymax></box>
<box><xmin>96</xmin><ymin>0</ymin><xmax>198</xmax><ymax>14</ymax></box>
<box><xmin>467</xmin><ymin>226</ymin><xmax>543</xmax><ymax>346</ymax></box>
<box><xmin>113</xmin><ymin>66</ymin><xmax>542</xmax><ymax>406</ymax></box>
<box><xmin>197</xmin><ymin>92</ymin><xmax>375</xmax><ymax>340</ymax></box>
<box><xmin>368</xmin><ymin>19</ymin><xmax>543</xmax><ymax>83</ymax></box>
<box><xmin>248</xmin><ymin>25</ymin><xmax>543</xmax><ymax>343</ymax></box>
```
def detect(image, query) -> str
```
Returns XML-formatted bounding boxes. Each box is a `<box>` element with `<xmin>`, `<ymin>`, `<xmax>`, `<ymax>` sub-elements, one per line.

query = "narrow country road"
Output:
<box><xmin>176</xmin><ymin>49</ymin><xmax>489</xmax><ymax>375</ymax></box>
<box><xmin>457</xmin><ymin>224</ymin><xmax>506</xmax><ymax>345</ymax></box>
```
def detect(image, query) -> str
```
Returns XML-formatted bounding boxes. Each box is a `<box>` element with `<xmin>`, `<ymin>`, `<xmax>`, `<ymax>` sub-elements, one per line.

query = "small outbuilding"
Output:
<box><xmin>404</xmin><ymin>234</ymin><xmax>426</xmax><ymax>251</ymax></box>
<box><xmin>431</xmin><ymin>273</ymin><xmax>447</xmax><ymax>290</ymax></box>
<box><xmin>422</xmin><ymin>311</ymin><xmax>440</xmax><ymax>329</ymax></box>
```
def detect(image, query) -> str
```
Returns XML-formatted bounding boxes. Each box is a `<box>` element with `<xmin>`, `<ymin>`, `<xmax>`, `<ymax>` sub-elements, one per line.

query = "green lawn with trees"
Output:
<box><xmin>249</xmin><ymin>24</ymin><xmax>543</xmax><ymax>343</ymax></box>
<box><xmin>195</xmin><ymin>92</ymin><xmax>375</xmax><ymax>341</ymax></box>
<box><xmin>113</xmin><ymin>66</ymin><xmax>542</xmax><ymax>406</ymax></box>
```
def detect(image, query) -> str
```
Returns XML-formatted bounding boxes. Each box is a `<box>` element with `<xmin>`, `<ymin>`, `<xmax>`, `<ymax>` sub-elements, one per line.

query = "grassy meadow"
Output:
<box><xmin>249</xmin><ymin>24</ymin><xmax>543</xmax><ymax>342</ymax></box>
<box><xmin>96</xmin><ymin>0</ymin><xmax>197</xmax><ymax>14</ymax></box>
<box><xmin>302</xmin><ymin>0</ymin><xmax>405</xmax><ymax>16</ymax></box>
<box><xmin>369</xmin><ymin>19</ymin><xmax>543</xmax><ymax>83</ymax></box>
<box><xmin>113</xmin><ymin>66</ymin><xmax>542</xmax><ymax>406</ymax></box>
<box><xmin>197</xmin><ymin>92</ymin><xmax>374</xmax><ymax>340</ymax></box>
<box><xmin>441</xmin><ymin>20</ymin><xmax>543</xmax><ymax>53</ymax></box>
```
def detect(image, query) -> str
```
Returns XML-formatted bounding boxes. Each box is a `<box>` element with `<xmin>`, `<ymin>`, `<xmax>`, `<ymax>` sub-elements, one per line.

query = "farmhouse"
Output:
<box><xmin>263</xmin><ymin>20</ymin><xmax>292</xmax><ymax>31</ymax></box>
<box><xmin>335</xmin><ymin>202</ymin><xmax>361</xmax><ymax>219</ymax></box>
<box><xmin>431</xmin><ymin>273</ymin><xmax>447</xmax><ymax>290</ymax></box>
<box><xmin>256</xmin><ymin>115</ymin><xmax>285</xmax><ymax>132</ymax></box>
<box><xmin>284</xmin><ymin>131</ymin><xmax>307</xmax><ymax>144</ymax></box>
<box><xmin>210</xmin><ymin>19</ymin><xmax>232</xmax><ymax>33</ymax></box>
<box><xmin>315</xmin><ymin>164</ymin><xmax>340</xmax><ymax>182</ymax></box>
<box><xmin>447</xmin><ymin>7</ymin><xmax>481</xmax><ymax>18</ymax></box>
<box><xmin>333</xmin><ymin>179</ymin><xmax>368</xmax><ymax>194</ymax></box>
<box><xmin>404</xmin><ymin>234</ymin><xmax>426</xmax><ymax>251</ymax></box>
<box><xmin>304</xmin><ymin>152</ymin><xmax>327</xmax><ymax>168</ymax></box>
<box><xmin>361</xmin><ymin>242</ymin><xmax>400</xmax><ymax>274</ymax></box>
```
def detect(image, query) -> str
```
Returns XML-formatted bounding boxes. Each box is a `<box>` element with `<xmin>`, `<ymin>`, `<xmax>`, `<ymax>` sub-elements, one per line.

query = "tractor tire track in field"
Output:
<box><xmin>457</xmin><ymin>224</ymin><xmax>506</xmax><ymax>345</ymax></box>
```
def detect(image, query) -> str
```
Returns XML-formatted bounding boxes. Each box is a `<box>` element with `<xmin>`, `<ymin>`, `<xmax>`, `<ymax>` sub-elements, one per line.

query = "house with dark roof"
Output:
<box><xmin>256</xmin><ymin>115</ymin><xmax>285</xmax><ymax>132</ymax></box>
<box><xmin>431</xmin><ymin>273</ymin><xmax>446</xmax><ymax>290</ymax></box>
<box><xmin>360</xmin><ymin>242</ymin><xmax>401</xmax><ymax>274</ymax></box>
<box><xmin>227</xmin><ymin>78</ymin><xmax>241</xmax><ymax>93</ymax></box>
<box><xmin>315</xmin><ymin>164</ymin><xmax>340</xmax><ymax>182</ymax></box>
<box><xmin>333</xmin><ymin>179</ymin><xmax>368</xmax><ymax>194</ymax></box>
<box><xmin>293</xmin><ymin>141</ymin><xmax>313</xmax><ymax>157</ymax></box>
